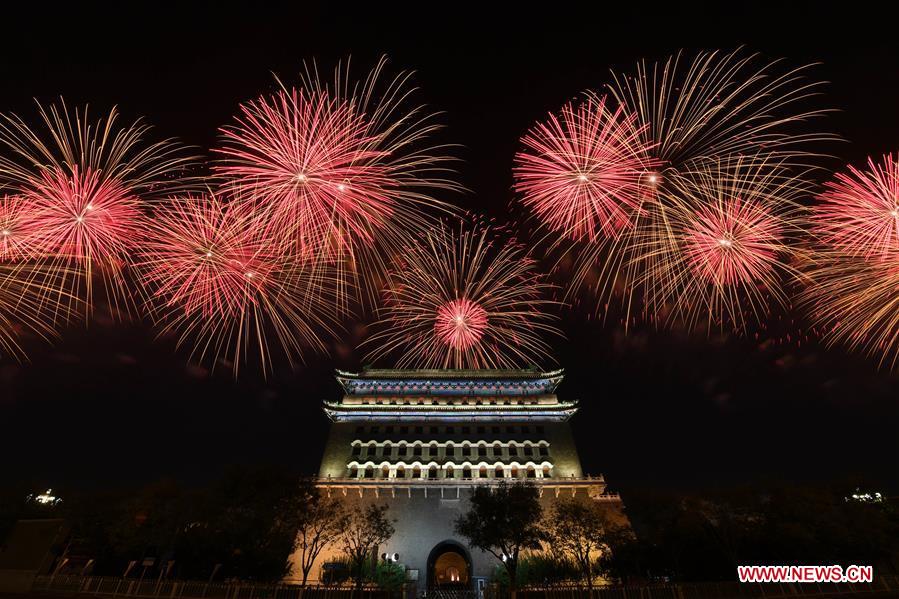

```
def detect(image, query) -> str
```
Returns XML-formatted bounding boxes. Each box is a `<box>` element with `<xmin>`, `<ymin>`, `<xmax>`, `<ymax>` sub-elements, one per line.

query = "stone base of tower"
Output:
<box><xmin>287</xmin><ymin>479</ymin><xmax>625</xmax><ymax>593</ymax></box>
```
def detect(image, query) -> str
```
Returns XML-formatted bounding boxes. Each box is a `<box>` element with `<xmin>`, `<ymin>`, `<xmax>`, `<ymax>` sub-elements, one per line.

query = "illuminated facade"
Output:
<box><xmin>293</xmin><ymin>368</ymin><xmax>624</xmax><ymax>592</ymax></box>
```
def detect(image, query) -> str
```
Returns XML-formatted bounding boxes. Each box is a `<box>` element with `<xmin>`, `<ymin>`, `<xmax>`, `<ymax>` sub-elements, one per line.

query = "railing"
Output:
<box><xmin>513</xmin><ymin>576</ymin><xmax>899</xmax><ymax>599</ymax></box>
<box><xmin>31</xmin><ymin>575</ymin><xmax>402</xmax><ymax>599</ymax></box>
<box><xmin>315</xmin><ymin>475</ymin><xmax>609</xmax><ymax>487</ymax></box>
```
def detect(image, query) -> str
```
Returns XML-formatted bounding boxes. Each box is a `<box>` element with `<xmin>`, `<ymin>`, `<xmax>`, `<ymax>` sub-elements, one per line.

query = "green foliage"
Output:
<box><xmin>373</xmin><ymin>560</ymin><xmax>406</xmax><ymax>590</ymax></box>
<box><xmin>455</xmin><ymin>481</ymin><xmax>545</xmax><ymax>590</ymax></box>
<box><xmin>51</xmin><ymin>467</ymin><xmax>316</xmax><ymax>582</ymax></box>
<box><xmin>491</xmin><ymin>553</ymin><xmax>581</xmax><ymax>588</ymax></box>
<box><xmin>605</xmin><ymin>484</ymin><xmax>899</xmax><ymax>583</ymax></box>
<box><xmin>339</xmin><ymin>504</ymin><xmax>396</xmax><ymax>588</ymax></box>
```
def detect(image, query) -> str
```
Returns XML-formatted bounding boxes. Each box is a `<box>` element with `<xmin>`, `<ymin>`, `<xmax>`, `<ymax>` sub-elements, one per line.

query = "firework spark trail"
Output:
<box><xmin>804</xmin><ymin>251</ymin><xmax>899</xmax><ymax>370</ymax></box>
<box><xmin>0</xmin><ymin>262</ymin><xmax>74</xmax><ymax>359</ymax></box>
<box><xmin>0</xmin><ymin>194</ymin><xmax>41</xmax><ymax>260</ymax></box>
<box><xmin>215</xmin><ymin>56</ymin><xmax>459</xmax><ymax>311</ymax></box>
<box><xmin>607</xmin><ymin>48</ymin><xmax>835</xmax><ymax>172</ymax></box>
<box><xmin>814</xmin><ymin>154</ymin><xmax>899</xmax><ymax>260</ymax></box>
<box><xmin>362</xmin><ymin>225</ymin><xmax>561</xmax><ymax>369</ymax></box>
<box><xmin>514</xmin><ymin>95</ymin><xmax>660</xmax><ymax>242</ymax></box>
<box><xmin>0</xmin><ymin>101</ymin><xmax>198</xmax><ymax>318</ymax></box>
<box><xmin>136</xmin><ymin>192</ymin><xmax>338</xmax><ymax>376</ymax></box>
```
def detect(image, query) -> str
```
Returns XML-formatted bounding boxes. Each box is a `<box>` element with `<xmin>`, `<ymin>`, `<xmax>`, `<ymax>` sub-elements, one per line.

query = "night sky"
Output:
<box><xmin>1</xmin><ymin>2</ymin><xmax>897</xmax><ymax>498</ymax></box>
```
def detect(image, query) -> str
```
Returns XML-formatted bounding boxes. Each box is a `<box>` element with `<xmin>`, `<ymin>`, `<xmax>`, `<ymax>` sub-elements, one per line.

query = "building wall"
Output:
<box><xmin>288</xmin><ymin>486</ymin><xmax>624</xmax><ymax>592</ymax></box>
<box><xmin>319</xmin><ymin>421</ymin><xmax>583</xmax><ymax>480</ymax></box>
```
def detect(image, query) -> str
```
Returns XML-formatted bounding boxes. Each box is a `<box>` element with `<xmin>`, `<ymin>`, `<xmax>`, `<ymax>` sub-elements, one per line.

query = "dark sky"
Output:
<box><xmin>1</xmin><ymin>2</ymin><xmax>897</xmax><ymax>499</ymax></box>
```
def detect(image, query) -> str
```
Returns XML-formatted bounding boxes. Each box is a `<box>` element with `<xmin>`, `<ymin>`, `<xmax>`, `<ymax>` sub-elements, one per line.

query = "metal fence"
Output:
<box><xmin>30</xmin><ymin>575</ymin><xmax>899</xmax><ymax>599</ymax></box>
<box><xmin>516</xmin><ymin>576</ymin><xmax>899</xmax><ymax>599</ymax></box>
<box><xmin>31</xmin><ymin>575</ymin><xmax>402</xmax><ymax>599</ymax></box>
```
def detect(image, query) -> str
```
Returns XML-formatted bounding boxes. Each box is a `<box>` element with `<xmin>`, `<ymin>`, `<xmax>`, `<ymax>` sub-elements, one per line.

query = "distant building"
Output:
<box><xmin>292</xmin><ymin>368</ymin><xmax>626</xmax><ymax>593</ymax></box>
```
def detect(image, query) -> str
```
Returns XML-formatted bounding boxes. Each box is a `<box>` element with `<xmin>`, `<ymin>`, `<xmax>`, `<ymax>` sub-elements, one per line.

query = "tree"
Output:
<box><xmin>546</xmin><ymin>497</ymin><xmax>614</xmax><ymax>588</ymax></box>
<box><xmin>339</xmin><ymin>504</ymin><xmax>395</xmax><ymax>594</ymax></box>
<box><xmin>455</xmin><ymin>482</ymin><xmax>545</xmax><ymax>597</ymax></box>
<box><xmin>289</xmin><ymin>483</ymin><xmax>348</xmax><ymax>587</ymax></box>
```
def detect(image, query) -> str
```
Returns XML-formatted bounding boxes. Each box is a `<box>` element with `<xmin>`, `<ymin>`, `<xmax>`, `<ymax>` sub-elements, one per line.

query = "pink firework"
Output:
<box><xmin>138</xmin><ymin>196</ymin><xmax>269</xmax><ymax>319</ymax></box>
<box><xmin>434</xmin><ymin>297</ymin><xmax>489</xmax><ymax>352</ymax></box>
<box><xmin>22</xmin><ymin>166</ymin><xmax>142</xmax><ymax>265</ymax></box>
<box><xmin>514</xmin><ymin>95</ymin><xmax>659</xmax><ymax>242</ymax></box>
<box><xmin>814</xmin><ymin>154</ymin><xmax>899</xmax><ymax>260</ymax></box>
<box><xmin>363</xmin><ymin>226</ymin><xmax>560</xmax><ymax>369</ymax></box>
<box><xmin>216</xmin><ymin>88</ymin><xmax>394</xmax><ymax>255</ymax></box>
<box><xmin>641</xmin><ymin>158</ymin><xmax>808</xmax><ymax>332</ymax></box>
<box><xmin>683</xmin><ymin>196</ymin><xmax>782</xmax><ymax>286</ymax></box>
<box><xmin>137</xmin><ymin>194</ymin><xmax>335</xmax><ymax>376</ymax></box>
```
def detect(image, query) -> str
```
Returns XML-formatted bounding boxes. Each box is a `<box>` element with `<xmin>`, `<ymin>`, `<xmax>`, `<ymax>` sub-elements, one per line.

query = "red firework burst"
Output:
<box><xmin>514</xmin><ymin>95</ymin><xmax>658</xmax><ymax>242</ymax></box>
<box><xmin>363</xmin><ymin>226</ymin><xmax>560</xmax><ymax>369</ymax></box>
<box><xmin>434</xmin><ymin>297</ymin><xmax>489</xmax><ymax>352</ymax></box>
<box><xmin>22</xmin><ymin>166</ymin><xmax>142</xmax><ymax>265</ymax></box>
<box><xmin>0</xmin><ymin>101</ymin><xmax>197</xmax><ymax>318</ymax></box>
<box><xmin>137</xmin><ymin>193</ymin><xmax>335</xmax><ymax>375</ymax></box>
<box><xmin>814</xmin><ymin>154</ymin><xmax>899</xmax><ymax>260</ymax></box>
<box><xmin>641</xmin><ymin>158</ymin><xmax>808</xmax><ymax>332</ymax></box>
<box><xmin>216</xmin><ymin>88</ymin><xmax>394</xmax><ymax>255</ymax></box>
<box><xmin>683</xmin><ymin>196</ymin><xmax>782</xmax><ymax>286</ymax></box>
<box><xmin>138</xmin><ymin>196</ymin><xmax>268</xmax><ymax>319</ymax></box>
<box><xmin>214</xmin><ymin>57</ymin><xmax>458</xmax><ymax>311</ymax></box>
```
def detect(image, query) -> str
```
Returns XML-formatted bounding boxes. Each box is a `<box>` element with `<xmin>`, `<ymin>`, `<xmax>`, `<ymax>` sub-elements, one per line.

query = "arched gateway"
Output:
<box><xmin>301</xmin><ymin>368</ymin><xmax>628</xmax><ymax>593</ymax></box>
<box><xmin>427</xmin><ymin>541</ymin><xmax>471</xmax><ymax>589</ymax></box>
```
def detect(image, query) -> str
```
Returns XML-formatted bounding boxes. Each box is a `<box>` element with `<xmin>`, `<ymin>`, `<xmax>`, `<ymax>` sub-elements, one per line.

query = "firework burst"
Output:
<box><xmin>0</xmin><ymin>101</ymin><xmax>197</xmax><ymax>316</ymax></box>
<box><xmin>814</xmin><ymin>154</ymin><xmax>899</xmax><ymax>260</ymax></box>
<box><xmin>215</xmin><ymin>56</ymin><xmax>458</xmax><ymax>309</ymax></box>
<box><xmin>526</xmin><ymin>49</ymin><xmax>833</xmax><ymax>329</ymax></box>
<box><xmin>136</xmin><ymin>192</ymin><xmax>337</xmax><ymax>376</ymax></box>
<box><xmin>804</xmin><ymin>153</ymin><xmax>899</xmax><ymax>369</ymax></box>
<box><xmin>363</xmin><ymin>226</ymin><xmax>560</xmax><ymax>369</ymax></box>
<box><xmin>638</xmin><ymin>158</ymin><xmax>809</xmax><ymax>332</ymax></box>
<box><xmin>514</xmin><ymin>95</ymin><xmax>660</xmax><ymax>242</ymax></box>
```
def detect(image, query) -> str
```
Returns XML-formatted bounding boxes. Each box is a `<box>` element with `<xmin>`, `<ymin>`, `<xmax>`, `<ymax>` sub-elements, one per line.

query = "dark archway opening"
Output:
<box><xmin>426</xmin><ymin>540</ymin><xmax>472</xmax><ymax>590</ymax></box>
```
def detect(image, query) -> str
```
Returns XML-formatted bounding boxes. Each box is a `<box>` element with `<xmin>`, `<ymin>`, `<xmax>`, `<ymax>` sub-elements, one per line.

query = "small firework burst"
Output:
<box><xmin>136</xmin><ymin>193</ymin><xmax>336</xmax><ymax>376</ymax></box>
<box><xmin>363</xmin><ymin>226</ymin><xmax>560</xmax><ymax>369</ymax></box>
<box><xmin>639</xmin><ymin>158</ymin><xmax>809</xmax><ymax>332</ymax></box>
<box><xmin>814</xmin><ymin>154</ymin><xmax>899</xmax><ymax>260</ymax></box>
<box><xmin>0</xmin><ymin>101</ymin><xmax>197</xmax><ymax>316</ymax></box>
<box><xmin>514</xmin><ymin>95</ymin><xmax>659</xmax><ymax>242</ymax></box>
<box><xmin>433</xmin><ymin>297</ymin><xmax>489</xmax><ymax>352</ymax></box>
<box><xmin>215</xmin><ymin>56</ymin><xmax>458</xmax><ymax>310</ymax></box>
<box><xmin>682</xmin><ymin>197</ymin><xmax>783</xmax><ymax>286</ymax></box>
